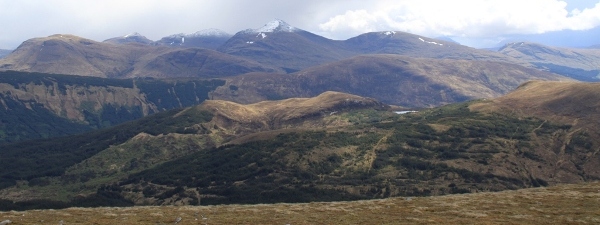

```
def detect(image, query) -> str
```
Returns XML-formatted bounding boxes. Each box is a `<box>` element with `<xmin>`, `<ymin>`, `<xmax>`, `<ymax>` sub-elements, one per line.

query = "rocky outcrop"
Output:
<box><xmin>0</xmin><ymin>82</ymin><xmax>156</xmax><ymax>122</ymax></box>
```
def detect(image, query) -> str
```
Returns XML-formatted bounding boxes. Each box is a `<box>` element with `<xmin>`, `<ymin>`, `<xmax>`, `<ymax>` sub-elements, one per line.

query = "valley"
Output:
<box><xmin>0</xmin><ymin>19</ymin><xmax>598</xmax><ymax>215</ymax></box>
<box><xmin>1</xmin><ymin>81</ymin><xmax>599</xmax><ymax>210</ymax></box>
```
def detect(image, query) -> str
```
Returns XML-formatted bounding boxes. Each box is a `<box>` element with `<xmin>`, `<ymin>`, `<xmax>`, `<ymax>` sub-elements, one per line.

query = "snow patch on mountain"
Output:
<box><xmin>166</xmin><ymin>29</ymin><xmax>231</xmax><ymax>39</ymax></box>
<box><xmin>418</xmin><ymin>37</ymin><xmax>443</xmax><ymax>46</ymax></box>
<box><xmin>188</xmin><ymin>28</ymin><xmax>231</xmax><ymax>37</ymax></box>
<box><xmin>383</xmin><ymin>31</ymin><xmax>396</xmax><ymax>36</ymax></box>
<box><xmin>166</xmin><ymin>33</ymin><xmax>185</xmax><ymax>39</ymax></box>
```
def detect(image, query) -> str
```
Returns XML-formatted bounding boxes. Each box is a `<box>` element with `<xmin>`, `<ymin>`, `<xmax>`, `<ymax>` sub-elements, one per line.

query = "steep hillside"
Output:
<box><xmin>499</xmin><ymin>42</ymin><xmax>600</xmax><ymax>81</ymax></box>
<box><xmin>0</xmin><ymin>71</ymin><xmax>225</xmax><ymax>143</ymax></box>
<box><xmin>212</xmin><ymin>54</ymin><xmax>567</xmax><ymax>107</ymax></box>
<box><xmin>0</xmin><ymin>34</ymin><xmax>278</xmax><ymax>78</ymax></box>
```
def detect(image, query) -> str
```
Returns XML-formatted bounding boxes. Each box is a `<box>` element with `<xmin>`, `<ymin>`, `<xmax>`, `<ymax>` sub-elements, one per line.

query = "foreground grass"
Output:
<box><xmin>2</xmin><ymin>182</ymin><xmax>600</xmax><ymax>224</ymax></box>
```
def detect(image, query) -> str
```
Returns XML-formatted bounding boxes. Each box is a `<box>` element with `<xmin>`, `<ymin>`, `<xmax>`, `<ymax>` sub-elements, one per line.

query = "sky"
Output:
<box><xmin>1</xmin><ymin>0</ymin><xmax>599</xmax><ymax>49</ymax></box>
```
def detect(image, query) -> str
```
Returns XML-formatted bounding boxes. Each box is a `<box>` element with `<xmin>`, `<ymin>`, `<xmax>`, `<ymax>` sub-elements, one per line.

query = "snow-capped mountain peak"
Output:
<box><xmin>124</xmin><ymin>32</ymin><xmax>144</xmax><ymax>38</ymax></box>
<box><xmin>254</xmin><ymin>19</ymin><xmax>297</xmax><ymax>33</ymax></box>
<box><xmin>165</xmin><ymin>33</ymin><xmax>186</xmax><ymax>39</ymax></box>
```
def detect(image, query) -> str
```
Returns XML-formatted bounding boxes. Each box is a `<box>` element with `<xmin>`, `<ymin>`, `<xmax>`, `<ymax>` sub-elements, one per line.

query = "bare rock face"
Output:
<box><xmin>0</xmin><ymin>82</ymin><xmax>156</xmax><ymax>122</ymax></box>
<box><xmin>0</xmin><ymin>71</ymin><xmax>227</xmax><ymax>143</ymax></box>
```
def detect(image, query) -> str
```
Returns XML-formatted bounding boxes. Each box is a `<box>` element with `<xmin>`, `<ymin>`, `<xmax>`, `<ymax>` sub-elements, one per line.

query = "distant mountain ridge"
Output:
<box><xmin>1</xmin><ymin>19</ymin><xmax>536</xmax><ymax>77</ymax></box>
<box><xmin>0</xmin><ymin>49</ymin><xmax>11</xmax><ymax>59</ymax></box>
<box><xmin>0</xmin><ymin>34</ymin><xmax>278</xmax><ymax>78</ymax></box>
<box><xmin>218</xmin><ymin>20</ymin><xmax>528</xmax><ymax>73</ymax></box>
<box><xmin>499</xmin><ymin>42</ymin><xmax>600</xmax><ymax>81</ymax></box>
<box><xmin>343</xmin><ymin>31</ymin><xmax>526</xmax><ymax>66</ymax></box>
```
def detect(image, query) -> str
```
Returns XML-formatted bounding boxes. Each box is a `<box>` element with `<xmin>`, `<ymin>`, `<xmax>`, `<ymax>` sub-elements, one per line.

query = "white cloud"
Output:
<box><xmin>318</xmin><ymin>0</ymin><xmax>600</xmax><ymax>39</ymax></box>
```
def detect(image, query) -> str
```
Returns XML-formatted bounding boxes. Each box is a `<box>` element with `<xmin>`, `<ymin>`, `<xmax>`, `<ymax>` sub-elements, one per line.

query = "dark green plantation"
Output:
<box><xmin>118</xmin><ymin>103</ymin><xmax>575</xmax><ymax>205</ymax></box>
<box><xmin>0</xmin><ymin>107</ymin><xmax>213</xmax><ymax>188</ymax></box>
<box><xmin>0</xmin><ymin>94</ymin><xmax>92</xmax><ymax>142</ymax></box>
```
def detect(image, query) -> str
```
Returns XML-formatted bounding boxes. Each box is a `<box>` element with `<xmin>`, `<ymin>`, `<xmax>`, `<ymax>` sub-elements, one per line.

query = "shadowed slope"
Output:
<box><xmin>212</xmin><ymin>54</ymin><xmax>567</xmax><ymax>107</ymax></box>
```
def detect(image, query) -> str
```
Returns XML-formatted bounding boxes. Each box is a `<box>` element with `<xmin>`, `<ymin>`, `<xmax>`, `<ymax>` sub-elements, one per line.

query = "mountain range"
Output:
<box><xmin>3</xmin><ymin>19</ymin><xmax>591</xmax><ymax>80</ymax></box>
<box><xmin>0</xmin><ymin>19</ymin><xmax>599</xmax><ymax>210</ymax></box>
<box><xmin>0</xmin><ymin>53</ymin><xmax>565</xmax><ymax>143</ymax></box>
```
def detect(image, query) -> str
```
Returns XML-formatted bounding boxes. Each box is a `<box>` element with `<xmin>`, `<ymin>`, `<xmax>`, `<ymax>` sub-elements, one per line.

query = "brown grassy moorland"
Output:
<box><xmin>1</xmin><ymin>182</ymin><xmax>599</xmax><ymax>224</ymax></box>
